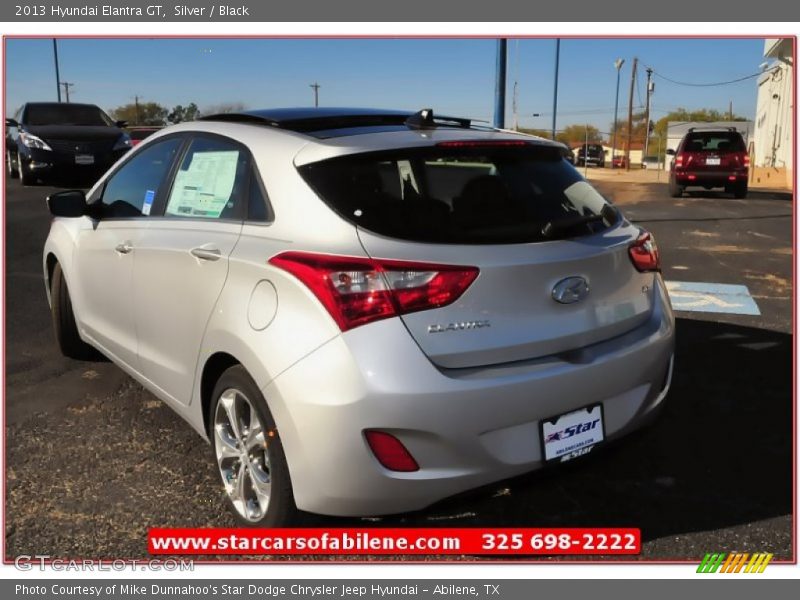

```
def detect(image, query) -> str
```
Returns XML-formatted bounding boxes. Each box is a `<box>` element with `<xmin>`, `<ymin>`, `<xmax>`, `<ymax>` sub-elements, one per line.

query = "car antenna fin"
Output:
<box><xmin>405</xmin><ymin>108</ymin><xmax>436</xmax><ymax>130</ymax></box>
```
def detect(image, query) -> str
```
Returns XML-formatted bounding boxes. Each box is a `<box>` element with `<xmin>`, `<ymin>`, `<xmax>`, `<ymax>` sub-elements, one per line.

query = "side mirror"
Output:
<box><xmin>47</xmin><ymin>190</ymin><xmax>87</xmax><ymax>218</ymax></box>
<box><xmin>115</xmin><ymin>120</ymin><xmax>128</xmax><ymax>128</ymax></box>
<box><xmin>666</xmin><ymin>148</ymin><xmax>676</xmax><ymax>156</ymax></box>
<box><xmin>5</xmin><ymin>118</ymin><xmax>19</xmax><ymax>128</ymax></box>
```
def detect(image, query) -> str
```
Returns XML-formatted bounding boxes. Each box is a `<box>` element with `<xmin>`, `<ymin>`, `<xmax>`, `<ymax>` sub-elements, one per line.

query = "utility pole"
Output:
<box><xmin>60</xmin><ymin>82</ymin><xmax>74</xmax><ymax>103</ymax></box>
<box><xmin>625</xmin><ymin>57</ymin><xmax>638</xmax><ymax>172</ymax></box>
<box><xmin>493</xmin><ymin>39</ymin><xmax>507</xmax><ymax>129</ymax></box>
<box><xmin>611</xmin><ymin>58</ymin><xmax>625</xmax><ymax>167</ymax></box>
<box><xmin>134</xmin><ymin>94</ymin><xmax>141</xmax><ymax>125</ymax></box>
<box><xmin>309</xmin><ymin>82</ymin><xmax>320</xmax><ymax>108</ymax></box>
<box><xmin>53</xmin><ymin>39</ymin><xmax>62</xmax><ymax>102</ymax></box>
<box><xmin>552</xmin><ymin>39</ymin><xmax>560</xmax><ymax>140</ymax></box>
<box><xmin>643</xmin><ymin>67</ymin><xmax>653</xmax><ymax>160</ymax></box>
<box><xmin>729</xmin><ymin>100</ymin><xmax>733</xmax><ymax>121</ymax></box>
<box><xmin>512</xmin><ymin>81</ymin><xmax>518</xmax><ymax>131</ymax></box>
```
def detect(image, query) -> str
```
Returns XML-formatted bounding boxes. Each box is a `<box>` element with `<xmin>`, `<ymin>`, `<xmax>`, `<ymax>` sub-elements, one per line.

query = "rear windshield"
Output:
<box><xmin>24</xmin><ymin>104</ymin><xmax>114</xmax><ymax>127</ymax></box>
<box><xmin>299</xmin><ymin>144</ymin><xmax>619</xmax><ymax>244</ymax></box>
<box><xmin>681</xmin><ymin>132</ymin><xmax>746</xmax><ymax>153</ymax></box>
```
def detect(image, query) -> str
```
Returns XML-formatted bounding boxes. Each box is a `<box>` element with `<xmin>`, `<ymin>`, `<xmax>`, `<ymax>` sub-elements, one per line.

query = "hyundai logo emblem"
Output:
<box><xmin>552</xmin><ymin>276</ymin><xmax>590</xmax><ymax>304</ymax></box>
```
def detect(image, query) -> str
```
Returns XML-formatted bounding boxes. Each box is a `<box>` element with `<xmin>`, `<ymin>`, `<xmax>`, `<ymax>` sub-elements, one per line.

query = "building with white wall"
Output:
<box><xmin>753</xmin><ymin>38</ymin><xmax>794</xmax><ymax>187</ymax></box>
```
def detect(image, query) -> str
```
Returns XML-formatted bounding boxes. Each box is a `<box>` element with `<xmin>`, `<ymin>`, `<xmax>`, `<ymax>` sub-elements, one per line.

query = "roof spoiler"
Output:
<box><xmin>687</xmin><ymin>126</ymin><xmax>738</xmax><ymax>133</ymax></box>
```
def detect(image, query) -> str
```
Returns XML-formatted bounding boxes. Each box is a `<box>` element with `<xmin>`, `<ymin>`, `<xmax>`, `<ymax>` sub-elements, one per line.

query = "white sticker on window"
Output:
<box><xmin>141</xmin><ymin>189</ymin><xmax>155</xmax><ymax>216</ymax></box>
<box><xmin>166</xmin><ymin>150</ymin><xmax>239</xmax><ymax>218</ymax></box>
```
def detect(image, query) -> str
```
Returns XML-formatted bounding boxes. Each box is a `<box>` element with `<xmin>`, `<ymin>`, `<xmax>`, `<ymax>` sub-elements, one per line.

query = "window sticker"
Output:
<box><xmin>142</xmin><ymin>189</ymin><xmax>155</xmax><ymax>216</ymax></box>
<box><xmin>165</xmin><ymin>150</ymin><xmax>239</xmax><ymax>218</ymax></box>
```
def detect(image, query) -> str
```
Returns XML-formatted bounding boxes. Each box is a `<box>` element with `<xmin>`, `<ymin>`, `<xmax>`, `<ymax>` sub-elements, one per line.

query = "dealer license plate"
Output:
<box><xmin>75</xmin><ymin>154</ymin><xmax>94</xmax><ymax>165</ymax></box>
<box><xmin>541</xmin><ymin>404</ymin><xmax>605</xmax><ymax>462</ymax></box>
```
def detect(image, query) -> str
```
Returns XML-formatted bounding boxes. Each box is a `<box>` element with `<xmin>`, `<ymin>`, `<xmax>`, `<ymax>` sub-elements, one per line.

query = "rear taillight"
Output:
<box><xmin>628</xmin><ymin>231</ymin><xmax>661</xmax><ymax>272</ymax></box>
<box><xmin>675</xmin><ymin>153</ymin><xmax>684</xmax><ymax>168</ymax></box>
<box><xmin>364</xmin><ymin>430</ymin><xmax>419</xmax><ymax>472</ymax></box>
<box><xmin>268</xmin><ymin>251</ymin><xmax>479</xmax><ymax>332</ymax></box>
<box><xmin>737</xmin><ymin>153</ymin><xmax>751</xmax><ymax>168</ymax></box>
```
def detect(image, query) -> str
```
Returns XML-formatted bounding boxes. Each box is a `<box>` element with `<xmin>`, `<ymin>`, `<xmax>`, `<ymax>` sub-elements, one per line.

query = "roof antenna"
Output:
<box><xmin>405</xmin><ymin>108</ymin><xmax>435</xmax><ymax>129</ymax></box>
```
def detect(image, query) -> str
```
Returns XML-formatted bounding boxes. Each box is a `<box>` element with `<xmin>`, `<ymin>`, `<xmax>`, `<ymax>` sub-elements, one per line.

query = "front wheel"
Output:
<box><xmin>51</xmin><ymin>262</ymin><xmax>97</xmax><ymax>360</ymax></box>
<box><xmin>17</xmin><ymin>154</ymin><xmax>35</xmax><ymax>186</ymax></box>
<box><xmin>211</xmin><ymin>365</ymin><xmax>301</xmax><ymax>526</ymax></box>
<box><xmin>6</xmin><ymin>150</ymin><xmax>19</xmax><ymax>178</ymax></box>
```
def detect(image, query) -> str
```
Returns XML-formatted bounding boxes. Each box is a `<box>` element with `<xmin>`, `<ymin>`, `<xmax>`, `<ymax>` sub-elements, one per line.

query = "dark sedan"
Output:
<box><xmin>6</xmin><ymin>102</ymin><xmax>132</xmax><ymax>186</ymax></box>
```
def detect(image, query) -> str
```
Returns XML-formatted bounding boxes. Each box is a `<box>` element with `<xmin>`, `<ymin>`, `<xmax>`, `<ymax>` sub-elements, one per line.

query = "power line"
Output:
<box><xmin>643</xmin><ymin>64</ymin><xmax>770</xmax><ymax>87</ymax></box>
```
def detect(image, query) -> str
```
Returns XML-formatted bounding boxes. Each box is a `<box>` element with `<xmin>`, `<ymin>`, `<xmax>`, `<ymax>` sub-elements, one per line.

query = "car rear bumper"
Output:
<box><xmin>263</xmin><ymin>275</ymin><xmax>675</xmax><ymax>517</ymax></box>
<box><xmin>673</xmin><ymin>169</ymin><xmax>748</xmax><ymax>186</ymax></box>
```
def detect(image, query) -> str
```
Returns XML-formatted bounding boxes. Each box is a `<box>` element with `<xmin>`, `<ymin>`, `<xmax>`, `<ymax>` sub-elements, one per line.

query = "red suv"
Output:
<box><xmin>667</xmin><ymin>127</ymin><xmax>749</xmax><ymax>198</ymax></box>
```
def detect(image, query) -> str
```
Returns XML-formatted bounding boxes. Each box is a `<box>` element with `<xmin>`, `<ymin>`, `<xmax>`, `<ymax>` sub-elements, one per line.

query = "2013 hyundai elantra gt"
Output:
<box><xmin>43</xmin><ymin>108</ymin><xmax>674</xmax><ymax>526</ymax></box>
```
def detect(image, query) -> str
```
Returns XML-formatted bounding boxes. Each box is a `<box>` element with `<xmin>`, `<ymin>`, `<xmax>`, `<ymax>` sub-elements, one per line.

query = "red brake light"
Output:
<box><xmin>743</xmin><ymin>153</ymin><xmax>751</xmax><ymax>168</ymax></box>
<box><xmin>628</xmin><ymin>231</ymin><xmax>661</xmax><ymax>272</ymax></box>
<box><xmin>364</xmin><ymin>430</ymin><xmax>419</xmax><ymax>472</ymax></box>
<box><xmin>268</xmin><ymin>252</ymin><xmax>479</xmax><ymax>332</ymax></box>
<box><xmin>674</xmin><ymin>153</ymin><xmax>684</xmax><ymax>168</ymax></box>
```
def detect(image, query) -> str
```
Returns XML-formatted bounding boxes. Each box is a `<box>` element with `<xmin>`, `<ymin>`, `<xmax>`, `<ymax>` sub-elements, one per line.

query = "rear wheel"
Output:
<box><xmin>733</xmin><ymin>182</ymin><xmax>748</xmax><ymax>199</ymax></box>
<box><xmin>51</xmin><ymin>262</ymin><xmax>96</xmax><ymax>360</ymax></box>
<box><xmin>211</xmin><ymin>365</ymin><xmax>301</xmax><ymax>527</ymax></box>
<box><xmin>668</xmin><ymin>174</ymin><xmax>684</xmax><ymax>198</ymax></box>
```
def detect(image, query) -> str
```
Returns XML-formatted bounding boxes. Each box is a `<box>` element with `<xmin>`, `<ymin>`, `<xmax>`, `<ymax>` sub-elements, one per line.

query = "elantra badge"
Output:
<box><xmin>552</xmin><ymin>276</ymin><xmax>590</xmax><ymax>304</ymax></box>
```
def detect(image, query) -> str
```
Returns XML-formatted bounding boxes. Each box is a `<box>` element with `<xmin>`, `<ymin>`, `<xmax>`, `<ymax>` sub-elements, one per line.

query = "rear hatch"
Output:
<box><xmin>680</xmin><ymin>131</ymin><xmax>747</xmax><ymax>172</ymax></box>
<box><xmin>298</xmin><ymin>140</ymin><xmax>655</xmax><ymax>369</ymax></box>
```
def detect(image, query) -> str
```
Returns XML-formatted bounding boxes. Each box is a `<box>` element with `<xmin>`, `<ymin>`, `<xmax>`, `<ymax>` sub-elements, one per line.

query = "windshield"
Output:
<box><xmin>299</xmin><ymin>144</ymin><xmax>619</xmax><ymax>244</ymax></box>
<box><xmin>24</xmin><ymin>104</ymin><xmax>115</xmax><ymax>127</ymax></box>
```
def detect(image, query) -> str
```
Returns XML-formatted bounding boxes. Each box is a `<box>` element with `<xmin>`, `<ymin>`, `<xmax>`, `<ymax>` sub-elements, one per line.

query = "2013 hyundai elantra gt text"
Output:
<box><xmin>43</xmin><ymin>108</ymin><xmax>675</xmax><ymax>526</ymax></box>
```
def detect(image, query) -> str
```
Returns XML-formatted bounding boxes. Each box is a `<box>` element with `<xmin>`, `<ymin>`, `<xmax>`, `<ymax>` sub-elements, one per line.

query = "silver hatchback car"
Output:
<box><xmin>43</xmin><ymin>108</ymin><xmax>674</xmax><ymax>526</ymax></box>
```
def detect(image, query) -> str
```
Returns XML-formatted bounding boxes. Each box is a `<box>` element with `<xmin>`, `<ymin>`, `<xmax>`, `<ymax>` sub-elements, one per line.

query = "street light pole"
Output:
<box><xmin>611</xmin><ymin>58</ymin><xmax>624</xmax><ymax>168</ymax></box>
<box><xmin>309</xmin><ymin>82</ymin><xmax>320</xmax><ymax>108</ymax></box>
<box><xmin>552</xmin><ymin>39</ymin><xmax>560</xmax><ymax>140</ymax></box>
<box><xmin>53</xmin><ymin>39</ymin><xmax>62</xmax><ymax>102</ymax></box>
<box><xmin>493</xmin><ymin>39</ymin><xmax>508</xmax><ymax>129</ymax></box>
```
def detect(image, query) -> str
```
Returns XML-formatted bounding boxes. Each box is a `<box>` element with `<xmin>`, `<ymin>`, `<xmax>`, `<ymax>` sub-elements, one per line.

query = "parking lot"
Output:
<box><xmin>4</xmin><ymin>175</ymin><xmax>793</xmax><ymax>561</ymax></box>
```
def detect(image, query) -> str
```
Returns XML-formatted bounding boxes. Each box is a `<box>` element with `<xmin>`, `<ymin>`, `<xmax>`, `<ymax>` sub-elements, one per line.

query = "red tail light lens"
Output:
<box><xmin>675</xmin><ymin>153</ymin><xmax>684</xmax><ymax>168</ymax></box>
<box><xmin>364</xmin><ymin>430</ymin><xmax>419</xmax><ymax>472</ymax></box>
<box><xmin>268</xmin><ymin>252</ymin><xmax>479</xmax><ymax>331</ymax></box>
<box><xmin>743</xmin><ymin>153</ymin><xmax>751</xmax><ymax>168</ymax></box>
<box><xmin>628</xmin><ymin>231</ymin><xmax>661</xmax><ymax>272</ymax></box>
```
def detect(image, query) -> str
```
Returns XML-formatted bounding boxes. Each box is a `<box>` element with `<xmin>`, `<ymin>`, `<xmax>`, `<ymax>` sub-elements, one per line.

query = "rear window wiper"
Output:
<box><xmin>541</xmin><ymin>213</ymin><xmax>605</xmax><ymax>239</ymax></box>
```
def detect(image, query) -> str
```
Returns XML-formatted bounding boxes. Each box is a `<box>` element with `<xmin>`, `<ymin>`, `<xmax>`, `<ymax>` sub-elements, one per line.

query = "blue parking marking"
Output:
<box><xmin>665</xmin><ymin>281</ymin><xmax>761</xmax><ymax>316</ymax></box>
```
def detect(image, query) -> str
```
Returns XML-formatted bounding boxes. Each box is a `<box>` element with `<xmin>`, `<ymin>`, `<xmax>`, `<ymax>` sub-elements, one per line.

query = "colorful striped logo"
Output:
<box><xmin>697</xmin><ymin>552</ymin><xmax>773</xmax><ymax>573</ymax></box>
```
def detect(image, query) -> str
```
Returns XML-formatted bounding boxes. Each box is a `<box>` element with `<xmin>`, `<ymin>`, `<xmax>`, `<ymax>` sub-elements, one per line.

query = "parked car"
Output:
<box><xmin>44</xmin><ymin>107</ymin><xmax>674</xmax><ymax>526</ymax></box>
<box><xmin>641</xmin><ymin>156</ymin><xmax>662</xmax><ymax>170</ymax></box>
<box><xmin>611</xmin><ymin>155</ymin><xmax>628</xmax><ymax>169</ymax></box>
<box><xmin>6</xmin><ymin>102</ymin><xmax>131</xmax><ymax>185</ymax></box>
<box><xmin>667</xmin><ymin>127</ymin><xmax>749</xmax><ymax>198</ymax></box>
<box><xmin>575</xmin><ymin>143</ymin><xmax>606</xmax><ymax>167</ymax></box>
<box><xmin>127</xmin><ymin>126</ymin><xmax>163</xmax><ymax>146</ymax></box>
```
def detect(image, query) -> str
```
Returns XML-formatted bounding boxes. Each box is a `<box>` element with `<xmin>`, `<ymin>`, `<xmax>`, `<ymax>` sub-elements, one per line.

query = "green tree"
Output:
<box><xmin>653</xmin><ymin>107</ymin><xmax>748</xmax><ymax>146</ymax></box>
<box><xmin>203</xmin><ymin>101</ymin><xmax>246</xmax><ymax>115</ymax></box>
<box><xmin>168</xmin><ymin>103</ymin><xmax>200</xmax><ymax>124</ymax></box>
<box><xmin>517</xmin><ymin>128</ymin><xmax>553</xmax><ymax>139</ymax></box>
<box><xmin>556</xmin><ymin>124</ymin><xmax>602</xmax><ymax>146</ymax></box>
<box><xmin>111</xmin><ymin>101</ymin><xmax>168</xmax><ymax>126</ymax></box>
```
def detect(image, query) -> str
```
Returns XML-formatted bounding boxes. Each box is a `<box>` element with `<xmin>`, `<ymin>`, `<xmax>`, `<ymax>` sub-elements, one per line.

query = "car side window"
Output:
<box><xmin>100</xmin><ymin>137</ymin><xmax>182</xmax><ymax>218</ymax></box>
<box><xmin>164</xmin><ymin>137</ymin><xmax>249</xmax><ymax>220</ymax></box>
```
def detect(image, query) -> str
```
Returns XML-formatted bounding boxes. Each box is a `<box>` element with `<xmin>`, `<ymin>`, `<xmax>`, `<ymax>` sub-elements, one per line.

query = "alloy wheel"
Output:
<box><xmin>213</xmin><ymin>388</ymin><xmax>272</xmax><ymax>522</ymax></box>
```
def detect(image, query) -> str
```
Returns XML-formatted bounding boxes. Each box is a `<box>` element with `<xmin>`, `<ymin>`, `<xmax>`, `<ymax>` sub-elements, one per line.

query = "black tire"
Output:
<box><xmin>51</xmin><ymin>262</ymin><xmax>96</xmax><ymax>360</ymax></box>
<box><xmin>210</xmin><ymin>365</ymin><xmax>302</xmax><ymax>527</ymax></box>
<box><xmin>6</xmin><ymin>149</ymin><xmax>18</xmax><ymax>178</ymax></box>
<box><xmin>733</xmin><ymin>182</ymin><xmax>748</xmax><ymax>199</ymax></box>
<box><xmin>17</xmin><ymin>153</ymin><xmax>35</xmax><ymax>186</ymax></box>
<box><xmin>668</xmin><ymin>174</ymin><xmax>683</xmax><ymax>198</ymax></box>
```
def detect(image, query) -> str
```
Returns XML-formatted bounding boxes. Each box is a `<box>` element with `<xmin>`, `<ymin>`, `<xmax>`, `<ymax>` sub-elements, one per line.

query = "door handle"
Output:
<box><xmin>115</xmin><ymin>242</ymin><xmax>133</xmax><ymax>254</ymax></box>
<box><xmin>190</xmin><ymin>246</ymin><xmax>222</xmax><ymax>261</ymax></box>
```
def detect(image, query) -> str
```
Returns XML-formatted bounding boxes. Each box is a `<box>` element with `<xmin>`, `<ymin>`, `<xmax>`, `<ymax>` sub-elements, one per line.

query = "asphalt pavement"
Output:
<box><xmin>3</xmin><ymin>176</ymin><xmax>793</xmax><ymax>561</ymax></box>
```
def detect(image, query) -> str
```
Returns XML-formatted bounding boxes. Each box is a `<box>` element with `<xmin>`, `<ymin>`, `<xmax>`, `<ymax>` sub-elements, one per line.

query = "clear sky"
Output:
<box><xmin>5</xmin><ymin>37</ymin><xmax>767</xmax><ymax>133</ymax></box>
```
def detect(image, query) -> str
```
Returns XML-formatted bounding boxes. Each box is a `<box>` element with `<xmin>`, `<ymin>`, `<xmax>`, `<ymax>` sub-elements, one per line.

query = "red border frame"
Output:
<box><xmin>1</xmin><ymin>33</ymin><xmax>796</xmax><ymax>567</ymax></box>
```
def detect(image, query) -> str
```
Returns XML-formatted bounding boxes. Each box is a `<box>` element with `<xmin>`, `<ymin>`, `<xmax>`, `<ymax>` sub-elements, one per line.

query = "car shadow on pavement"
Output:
<box><xmin>324</xmin><ymin>318</ymin><xmax>792</xmax><ymax>549</ymax></box>
<box><xmin>683</xmin><ymin>189</ymin><xmax>792</xmax><ymax>202</ymax></box>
